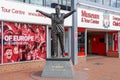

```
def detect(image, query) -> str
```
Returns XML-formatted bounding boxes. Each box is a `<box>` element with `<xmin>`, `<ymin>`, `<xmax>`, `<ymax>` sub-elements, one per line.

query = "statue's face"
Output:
<box><xmin>55</xmin><ymin>5</ymin><xmax>60</xmax><ymax>14</ymax></box>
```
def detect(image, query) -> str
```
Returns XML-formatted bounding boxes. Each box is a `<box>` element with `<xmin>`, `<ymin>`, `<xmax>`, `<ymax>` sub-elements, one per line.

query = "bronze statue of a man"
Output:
<box><xmin>36</xmin><ymin>5</ymin><xmax>76</xmax><ymax>57</ymax></box>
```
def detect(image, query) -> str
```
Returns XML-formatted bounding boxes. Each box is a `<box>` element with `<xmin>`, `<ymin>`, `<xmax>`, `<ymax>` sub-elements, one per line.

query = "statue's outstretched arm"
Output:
<box><xmin>36</xmin><ymin>10</ymin><xmax>52</xmax><ymax>18</ymax></box>
<box><xmin>63</xmin><ymin>10</ymin><xmax>76</xmax><ymax>19</ymax></box>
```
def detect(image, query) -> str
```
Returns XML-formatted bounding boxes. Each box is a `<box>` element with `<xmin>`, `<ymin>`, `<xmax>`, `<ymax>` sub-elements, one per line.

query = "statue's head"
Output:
<box><xmin>55</xmin><ymin>5</ymin><xmax>61</xmax><ymax>14</ymax></box>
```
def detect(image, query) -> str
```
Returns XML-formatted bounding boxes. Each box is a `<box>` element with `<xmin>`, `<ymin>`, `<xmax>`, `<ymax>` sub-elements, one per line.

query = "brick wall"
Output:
<box><xmin>106</xmin><ymin>52</ymin><xmax>119</xmax><ymax>58</ymax></box>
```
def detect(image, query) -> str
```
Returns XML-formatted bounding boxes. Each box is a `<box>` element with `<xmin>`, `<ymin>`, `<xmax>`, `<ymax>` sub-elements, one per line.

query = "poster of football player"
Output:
<box><xmin>3</xmin><ymin>22</ymin><xmax>46</xmax><ymax>63</ymax></box>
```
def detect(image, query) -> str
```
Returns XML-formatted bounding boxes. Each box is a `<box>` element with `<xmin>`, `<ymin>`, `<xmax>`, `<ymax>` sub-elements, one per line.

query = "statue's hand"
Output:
<box><xmin>36</xmin><ymin>10</ymin><xmax>39</xmax><ymax>12</ymax></box>
<box><xmin>73</xmin><ymin>9</ymin><xmax>76</xmax><ymax>12</ymax></box>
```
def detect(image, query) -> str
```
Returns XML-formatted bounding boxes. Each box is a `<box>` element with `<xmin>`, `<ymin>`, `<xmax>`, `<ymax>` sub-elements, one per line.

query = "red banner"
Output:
<box><xmin>3</xmin><ymin>22</ymin><xmax>46</xmax><ymax>63</ymax></box>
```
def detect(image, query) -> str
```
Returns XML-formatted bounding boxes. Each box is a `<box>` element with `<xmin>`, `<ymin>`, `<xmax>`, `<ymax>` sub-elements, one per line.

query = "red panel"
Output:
<box><xmin>64</xmin><ymin>28</ymin><xmax>68</xmax><ymax>32</ymax></box>
<box><xmin>108</xmin><ymin>50</ymin><xmax>118</xmax><ymax>52</ymax></box>
<box><xmin>108</xmin><ymin>31</ymin><xmax>118</xmax><ymax>34</ymax></box>
<box><xmin>92</xmin><ymin>35</ymin><xmax>106</xmax><ymax>55</ymax></box>
<box><xmin>108</xmin><ymin>32</ymin><xmax>118</xmax><ymax>52</ymax></box>
<box><xmin>78</xmin><ymin>28</ymin><xmax>85</xmax><ymax>32</ymax></box>
<box><xmin>114</xmin><ymin>34</ymin><xmax>118</xmax><ymax>51</ymax></box>
<box><xmin>78</xmin><ymin>47</ymin><xmax>85</xmax><ymax>56</ymax></box>
<box><xmin>78</xmin><ymin>52</ymin><xmax>85</xmax><ymax>56</ymax></box>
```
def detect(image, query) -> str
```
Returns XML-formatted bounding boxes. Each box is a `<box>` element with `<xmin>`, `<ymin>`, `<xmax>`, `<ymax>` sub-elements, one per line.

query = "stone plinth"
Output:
<box><xmin>41</xmin><ymin>58</ymin><xmax>74</xmax><ymax>78</ymax></box>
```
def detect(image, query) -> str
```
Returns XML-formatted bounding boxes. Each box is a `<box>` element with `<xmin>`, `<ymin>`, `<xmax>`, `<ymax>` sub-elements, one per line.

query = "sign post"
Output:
<box><xmin>71</xmin><ymin>0</ymin><xmax>78</xmax><ymax>65</ymax></box>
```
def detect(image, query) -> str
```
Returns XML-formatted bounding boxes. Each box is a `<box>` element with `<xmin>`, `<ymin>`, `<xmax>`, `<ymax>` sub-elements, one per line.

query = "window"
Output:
<box><xmin>29</xmin><ymin>0</ymin><xmax>43</xmax><ymax>6</ymax></box>
<box><xmin>67</xmin><ymin>0</ymin><xmax>71</xmax><ymax>6</ymax></box>
<box><xmin>117</xmin><ymin>0</ymin><xmax>120</xmax><ymax>8</ymax></box>
<box><xmin>10</xmin><ymin>0</ymin><xmax>24</xmax><ymax>2</ymax></box>
<box><xmin>78</xmin><ymin>32</ymin><xmax>85</xmax><ymax>56</ymax></box>
<box><xmin>45</xmin><ymin>0</ymin><xmax>59</xmax><ymax>7</ymax></box>
<box><xmin>89</xmin><ymin>0</ymin><xmax>96</xmax><ymax>2</ymax></box>
<box><xmin>7</xmin><ymin>0</ymin><xmax>71</xmax><ymax>10</ymax></box>
<box><xmin>60</xmin><ymin>0</ymin><xmax>71</xmax><ymax>10</ymax></box>
<box><xmin>96</xmin><ymin>0</ymin><xmax>103</xmax><ymax>4</ymax></box>
<box><xmin>108</xmin><ymin>34</ymin><xmax>113</xmax><ymax>50</ymax></box>
<box><xmin>25</xmin><ymin>0</ymin><xmax>29</xmax><ymax>3</ymax></box>
<box><xmin>61</xmin><ymin>0</ymin><xmax>67</xmax><ymax>5</ymax></box>
<box><xmin>103</xmin><ymin>0</ymin><xmax>111</xmax><ymax>6</ymax></box>
<box><xmin>111</xmin><ymin>0</ymin><xmax>117</xmax><ymax>7</ymax></box>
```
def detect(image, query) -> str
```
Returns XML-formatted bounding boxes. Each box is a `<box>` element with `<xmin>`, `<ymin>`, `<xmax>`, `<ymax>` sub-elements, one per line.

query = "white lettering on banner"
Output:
<box><xmin>4</xmin><ymin>35</ymin><xmax>12</xmax><ymax>41</ymax></box>
<box><xmin>13</xmin><ymin>36</ymin><xmax>34</xmax><ymax>41</ymax></box>
<box><xmin>113</xmin><ymin>16</ymin><xmax>120</xmax><ymax>27</ymax></box>
<box><xmin>81</xmin><ymin>10</ymin><xmax>100</xmax><ymax>24</ymax></box>
<box><xmin>4</xmin><ymin>35</ymin><xmax>34</xmax><ymax>41</ymax></box>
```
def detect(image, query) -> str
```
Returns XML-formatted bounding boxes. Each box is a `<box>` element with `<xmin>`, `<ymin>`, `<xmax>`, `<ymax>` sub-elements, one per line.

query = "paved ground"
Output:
<box><xmin>0</xmin><ymin>57</ymin><xmax>120</xmax><ymax>80</ymax></box>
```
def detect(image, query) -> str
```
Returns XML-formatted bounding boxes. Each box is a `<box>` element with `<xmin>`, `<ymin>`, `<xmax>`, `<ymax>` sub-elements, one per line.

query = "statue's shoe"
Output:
<box><xmin>62</xmin><ymin>53</ymin><xmax>65</xmax><ymax>57</ymax></box>
<box><xmin>53</xmin><ymin>54</ymin><xmax>58</xmax><ymax>58</ymax></box>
